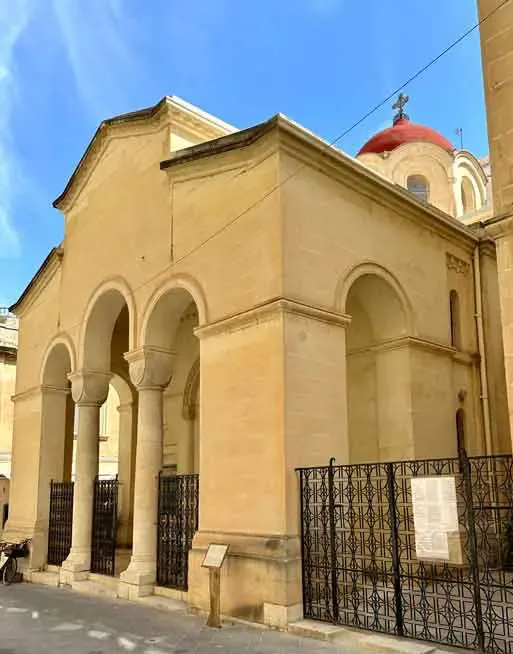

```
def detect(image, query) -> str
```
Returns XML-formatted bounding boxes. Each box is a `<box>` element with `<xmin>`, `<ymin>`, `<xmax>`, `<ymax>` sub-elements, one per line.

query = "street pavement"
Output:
<box><xmin>0</xmin><ymin>583</ymin><xmax>356</xmax><ymax>654</ymax></box>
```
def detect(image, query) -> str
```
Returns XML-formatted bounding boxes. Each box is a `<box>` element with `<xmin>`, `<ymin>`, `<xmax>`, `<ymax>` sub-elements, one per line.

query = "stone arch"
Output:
<box><xmin>342</xmin><ymin>263</ymin><xmax>414</xmax><ymax>464</ymax></box>
<box><xmin>79</xmin><ymin>277</ymin><xmax>135</xmax><ymax>370</ymax></box>
<box><xmin>110</xmin><ymin>372</ymin><xmax>134</xmax><ymax>406</ymax></box>
<box><xmin>454</xmin><ymin>152</ymin><xmax>488</xmax><ymax>217</ymax></box>
<box><xmin>40</xmin><ymin>334</ymin><xmax>76</xmax><ymax>387</ymax></box>
<box><xmin>336</xmin><ymin>261</ymin><xmax>415</xmax><ymax>336</ymax></box>
<box><xmin>141</xmin><ymin>273</ymin><xmax>208</xmax><ymax>349</ymax></box>
<box><xmin>182</xmin><ymin>358</ymin><xmax>200</xmax><ymax>420</ymax></box>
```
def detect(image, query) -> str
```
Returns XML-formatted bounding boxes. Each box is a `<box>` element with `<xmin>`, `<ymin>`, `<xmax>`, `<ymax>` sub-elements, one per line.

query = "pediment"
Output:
<box><xmin>53</xmin><ymin>96</ymin><xmax>237</xmax><ymax>213</ymax></box>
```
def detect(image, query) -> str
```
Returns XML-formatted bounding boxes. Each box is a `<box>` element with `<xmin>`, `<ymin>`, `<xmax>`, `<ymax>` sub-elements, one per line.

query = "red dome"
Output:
<box><xmin>358</xmin><ymin>117</ymin><xmax>454</xmax><ymax>156</ymax></box>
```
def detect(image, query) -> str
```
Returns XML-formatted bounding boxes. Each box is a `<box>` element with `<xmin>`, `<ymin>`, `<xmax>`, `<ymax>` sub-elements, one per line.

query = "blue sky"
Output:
<box><xmin>1</xmin><ymin>0</ymin><xmax>487</xmax><ymax>307</ymax></box>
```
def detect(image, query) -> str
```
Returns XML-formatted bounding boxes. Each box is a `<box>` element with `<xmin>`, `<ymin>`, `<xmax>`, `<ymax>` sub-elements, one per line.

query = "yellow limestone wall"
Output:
<box><xmin>0</xmin><ymin>354</ymin><xmax>16</xmax><ymax>478</ymax></box>
<box><xmin>479</xmin><ymin>0</ymin><xmax>513</xmax><ymax>450</ymax></box>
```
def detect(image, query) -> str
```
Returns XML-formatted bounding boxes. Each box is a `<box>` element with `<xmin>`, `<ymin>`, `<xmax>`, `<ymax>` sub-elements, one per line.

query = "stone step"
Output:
<box><xmin>88</xmin><ymin>573</ymin><xmax>120</xmax><ymax>591</ymax></box>
<box><xmin>153</xmin><ymin>585</ymin><xmax>188</xmax><ymax>603</ymax></box>
<box><xmin>288</xmin><ymin>619</ymin><xmax>347</xmax><ymax>642</ymax></box>
<box><xmin>72</xmin><ymin>578</ymin><xmax>118</xmax><ymax>599</ymax></box>
<box><xmin>23</xmin><ymin>570</ymin><xmax>60</xmax><ymax>587</ymax></box>
<box><xmin>137</xmin><ymin>594</ymin><xmax>186</xmax><ymax>613</ymax></box>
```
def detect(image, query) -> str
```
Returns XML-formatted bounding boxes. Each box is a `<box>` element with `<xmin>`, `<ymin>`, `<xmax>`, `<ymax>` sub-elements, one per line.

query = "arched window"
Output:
<box><xmin>456</xmin><ymin>408</ymin><xmax>466</xmax><ymax>462</ymax></box>
<box><xmin>461</xmin><ymin>177</ymin><xmax>476</xmax><ymax>214</ymax></box>
<box><xmin>449</xmin><ymin>290</ymin><xmax>461</xmax><ymax>349</ymax></box>
<box><xmin>407</xmin><ymin>175</ymin><xmax>429</xmax><ymax>203</ymax></box>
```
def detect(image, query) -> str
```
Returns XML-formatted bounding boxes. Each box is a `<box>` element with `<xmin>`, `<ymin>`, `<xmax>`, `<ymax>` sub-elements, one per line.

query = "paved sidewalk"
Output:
<box><xmin>0</xmin><ymin>583</ymin><xmax>359</xmax><ymax>654</ymax></box>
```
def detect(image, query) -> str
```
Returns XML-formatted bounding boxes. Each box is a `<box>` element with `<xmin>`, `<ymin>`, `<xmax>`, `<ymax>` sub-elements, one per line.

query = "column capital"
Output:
<box><xmin>68</xmin><ymin>370</ymin><xmax>111</xmax><ymax>406</ymax></box>
<box><xmin>124</xmin><ymin>346</ymin><xmax>175</xmax><ymax>390</ymax></box>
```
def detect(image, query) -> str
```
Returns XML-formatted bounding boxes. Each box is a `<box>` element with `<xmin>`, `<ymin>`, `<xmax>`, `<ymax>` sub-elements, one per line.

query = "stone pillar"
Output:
<box><xmin>20</xmin><ymin>385</ymin><xmax>69</xmax><ymax>570</ymax></box>
<box><xmin>478</xmin><ymin>0</ymin><xmax>513</xmax><ymax>215</ymax></box>
<box><xmin>119</xmin><ymin>347</ymin><xmax>174</xmax><ymax>599</ymax></box>
<box><xmin>479</xmin><ymin>1</ymin><xmax>513</xmax><ymax>449</ymax></box>
<box><xmin>187</xmin><ymin>300</ymin><xmax>349</xmax><ymax>628</ymax></box>
<box><xmin>60</xmin><ymin>371</ymin><xmax>110</xmax><ymax>583</ymax></box>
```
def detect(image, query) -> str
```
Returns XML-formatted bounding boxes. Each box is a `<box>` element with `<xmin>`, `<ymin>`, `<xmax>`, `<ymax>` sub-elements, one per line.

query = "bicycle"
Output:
<box><xmin>0</xmin><ymin>540</ymin><xmax>30</xmax><ymax>586</ymax></box>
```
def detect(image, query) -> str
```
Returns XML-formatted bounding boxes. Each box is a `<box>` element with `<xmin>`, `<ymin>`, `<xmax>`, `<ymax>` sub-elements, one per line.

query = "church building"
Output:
<box><xmin>3</xmin><ymin>0</ymin><xmax>513</xmax><ymax>636</ymax></box>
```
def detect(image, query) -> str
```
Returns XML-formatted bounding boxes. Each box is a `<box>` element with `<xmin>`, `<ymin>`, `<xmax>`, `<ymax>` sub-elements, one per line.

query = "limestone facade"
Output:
<box><xmin>3</xmin><ymin>92</ymin><xmax>510</xmax><ymax>623</ymax></box>
<box><xmin>0</xmin><ymin>310</ymin><xmax>17</xmax><ymax>479</ymax></box>
<box><xmin>478</xmin><ymin>0</ymin><xmax>513</xmax><ymax>443</ymax></box>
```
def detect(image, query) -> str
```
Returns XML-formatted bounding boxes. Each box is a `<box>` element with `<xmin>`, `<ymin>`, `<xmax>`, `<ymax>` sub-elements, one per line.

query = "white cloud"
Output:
<box><xmin>0</xmin><ymin>0</ymin><xmax>32</xmax><ymax>259</ymax></box>
<box><xmin>50</xmin><ymin>0</ymin><xmax>142</xmax><ymax>119</ymax></box>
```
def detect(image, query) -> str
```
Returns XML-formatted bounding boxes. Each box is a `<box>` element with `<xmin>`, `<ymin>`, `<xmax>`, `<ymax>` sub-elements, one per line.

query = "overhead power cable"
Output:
<box><xmin>13</xmin><ymin>0</ymin><xmax>509</xmax><ymax>339</ymax></box>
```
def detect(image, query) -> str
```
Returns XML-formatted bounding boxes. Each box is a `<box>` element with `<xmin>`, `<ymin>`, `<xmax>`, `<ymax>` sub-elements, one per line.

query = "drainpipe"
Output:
<box><xmin>473</xmin><ymin>244</ymin><xmax>493</xmax><ymax>455</ymax></box>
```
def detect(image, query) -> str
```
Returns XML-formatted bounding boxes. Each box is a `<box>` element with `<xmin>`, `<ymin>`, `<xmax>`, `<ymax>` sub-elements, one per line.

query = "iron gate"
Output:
<box><xmin>157</xmin><ymin>472</ymin><xmax>199</xmax><ymax>590</ymax></box>
<box><xmin>91</xmin><ymin>477</ymin><xmax>118</xmax><ymax>576</ymax></box>
<box><xmin>47</xmin><ymin>480</ymin><xmax>74</xmax><ymax>566</ymax></box>
<box><xmin>298</xmin><ymin>454</ymin><xmax>513</xmax><ymax>654</ymax></box>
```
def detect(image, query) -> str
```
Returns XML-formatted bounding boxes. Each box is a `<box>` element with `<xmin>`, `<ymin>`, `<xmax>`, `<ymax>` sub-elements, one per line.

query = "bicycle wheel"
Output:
<box><xmin>2</xmin><ymin>558</ymin><xmax>17</xmax><ymax>586</ymax></box>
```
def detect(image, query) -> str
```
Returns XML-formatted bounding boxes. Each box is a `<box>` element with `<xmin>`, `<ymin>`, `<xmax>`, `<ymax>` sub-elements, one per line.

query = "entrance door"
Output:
<box><xmin>157</xmin><ymin>472</ymin><xmax>199</xmax><ymax>590</ymax></box>
<box><xmin>91</xmin><ymin>477</ymin><xmax>118</xmax><ymax>576</ymax></box>
<box><xmin>47</xmin><ymin>481</ymin><xmax>74</xmax><ymax>566</ymax></box>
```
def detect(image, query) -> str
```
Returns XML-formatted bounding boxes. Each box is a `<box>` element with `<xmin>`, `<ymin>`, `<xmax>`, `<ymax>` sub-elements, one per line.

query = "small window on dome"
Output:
<box><xmin>407</xmin><ymin>175</ymin><xmax>429</xmax><ymax>203</ymax></box>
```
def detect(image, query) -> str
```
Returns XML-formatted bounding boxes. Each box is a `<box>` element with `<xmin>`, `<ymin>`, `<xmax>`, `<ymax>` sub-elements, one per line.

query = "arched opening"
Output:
<box><xmin>461</xmin><ymin>176</ymin><xmax>476</xmax><ymax>214</ymax></box>
<box><xmin>144</xmin><ymin>288</ymin><xmax>202</xmax><ymax>475</ymax></box>
<box><xmin>41</xmin><ymin>342</ymin><xmax>75</xmax><ymax>484</ymax></box>
<box><xmin>79</xmin><ymin>288</ymin><xmax>135</xmax><ymax>574</ymax></box>
<box><xmin>345</xmin><ymin>273</ymin><xmax>412</xmax><ymax>463</ymax></box>
<box><xmin>33</xmin><ymin>340</ymin><xmax>75</xmax><ymax>569</ymax></box>
<box><xmin>407</xmin><ymin>175</ymin><xmax>429</xmax><ymax>203</ymax></box>
<box><xmin>449</xmin><ymin>290</ymin><xmax>461</xmax><ymax>349</ymax></box>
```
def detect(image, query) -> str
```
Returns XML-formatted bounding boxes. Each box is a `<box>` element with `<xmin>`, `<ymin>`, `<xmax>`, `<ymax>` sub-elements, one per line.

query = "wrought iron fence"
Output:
<box><xmin>90</xmin><ymin>477</ymin><xmax>118</xmax><ymax>576</ymax></box>
<box><xmin>47</xmin><ymin>480</ymin><xmax>74</xmax><ymax>566</ymax></box>
<box><xmin>298</xmin><ymin>454</ymin><xmax>513</xmax><ymax>654</ymax></box>
<box><xmin>157</xmin><ymin>472</ymin><xmax>199</xmax><ymax>590</ymax></box>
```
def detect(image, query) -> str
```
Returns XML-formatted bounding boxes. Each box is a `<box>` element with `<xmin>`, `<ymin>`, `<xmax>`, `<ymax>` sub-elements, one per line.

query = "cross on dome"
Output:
<box><xmin>392</xmin><ymin>93</ymin><xmax>410</xmax><ymax>124</ymax></box>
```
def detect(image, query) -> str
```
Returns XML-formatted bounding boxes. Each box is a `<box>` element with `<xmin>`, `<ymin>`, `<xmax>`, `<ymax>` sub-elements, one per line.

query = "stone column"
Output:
<box><xmin>60</xmin><ymin>371</ymin><xmax>110</xmax><ymax>583</ymax></box>
<box><xmin>119</xmin><ymin>347</ymin><xmax>174</xmax><ymax>599</ymax></box>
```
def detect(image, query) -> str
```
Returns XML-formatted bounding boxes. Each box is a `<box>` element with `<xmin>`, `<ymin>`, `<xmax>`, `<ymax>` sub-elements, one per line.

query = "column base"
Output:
<box><xmin>60</xmin><ymin>550</ymin><xmax>91</xmax><ymax>584</ymax></box>
<box><xmin>187</xmin><ymin>531</ymin><xmax>302</xmax><ymax>626</ymax></box>
<box><xmin>118</xmin><ymin>559</ymin><xmax>155</xmax><ymax>599</ymax></box>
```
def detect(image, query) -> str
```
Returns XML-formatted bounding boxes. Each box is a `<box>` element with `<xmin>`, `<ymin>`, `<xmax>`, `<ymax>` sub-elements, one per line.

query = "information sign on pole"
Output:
<box><xmin>202</xmin><ymin>544</ymin><xmax>229</xmax><ymax>628</ymax></box>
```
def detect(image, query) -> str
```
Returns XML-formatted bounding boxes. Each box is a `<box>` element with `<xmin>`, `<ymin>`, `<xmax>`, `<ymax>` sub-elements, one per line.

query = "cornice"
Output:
<box><xmin>10</xmin><ymin>247</ymin><xmax>64</xmax><ymax>317</ymax></box>
<box><xmin>11</xmin><ymin>383</ymin><xmax>71</xmax><ymax>403</ymax></box>
<box><xmin>348</xmin><ymin>335</ymin><xmax>478</xmax><ymax>363</ymax></box>
<box><xmin>195</xmin><ymin>297</ymin><xmax>351</xmax><ymax>340</ymax></box>
<box><xmin>484</xmin><ymin>210</ymin><xmax>513</xmax><ymax>240</ymax></box>
<box><xmin>275</xmin><ymin>117</ymin><xmax>479</xmax><ymax>254</ymax></box>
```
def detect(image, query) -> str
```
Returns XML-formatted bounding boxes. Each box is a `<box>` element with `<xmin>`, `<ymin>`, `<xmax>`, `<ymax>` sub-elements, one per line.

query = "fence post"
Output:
<box><xmin>156</xmin><ymin>471</ymin><xmax>162</xmax><ymax>587</ymax></box>
<box><xmin>461</xmin><ymin>452</ymin><xmax>485</xmax><ymax>652</ymax></box>
<box><xmin>386</xmin><ymin>463</ymin><xmax>404</xmax><ymax>637</ymax></box>
<box><xmin>327</xmin><ymin>457</ymin><xmax>339</xmax><ymax>623</ymax></box>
